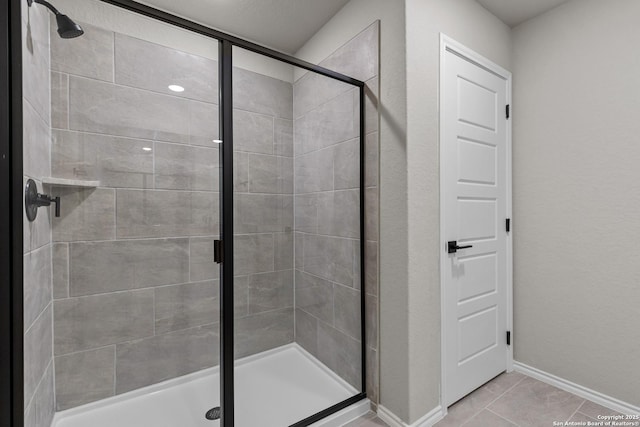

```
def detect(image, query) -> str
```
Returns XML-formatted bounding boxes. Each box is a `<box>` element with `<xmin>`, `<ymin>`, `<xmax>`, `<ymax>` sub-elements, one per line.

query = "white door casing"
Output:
<box><xmin>440</xmin><ymin>35</ymin><xmax>513</xmax><ymax>407</ymax></box>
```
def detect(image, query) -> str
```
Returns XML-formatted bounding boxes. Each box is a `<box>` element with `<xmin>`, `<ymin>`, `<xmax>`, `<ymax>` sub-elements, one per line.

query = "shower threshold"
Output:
<box><xmin>51</xmin><ymin>344</ymin><xmax>369</xmax><ymax>427</ymax></box>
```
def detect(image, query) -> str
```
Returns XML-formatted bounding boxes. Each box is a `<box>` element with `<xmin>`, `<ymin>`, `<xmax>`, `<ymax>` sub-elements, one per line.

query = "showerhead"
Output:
<box><xmin>27</xmin><ymin>0</ymin><xmax>84</xmax><ymax>39</ymax></box>
<box><xmin>56</xmin><ymin>14</ymin><xmax>84</xmax><ymax>39</ymax></box>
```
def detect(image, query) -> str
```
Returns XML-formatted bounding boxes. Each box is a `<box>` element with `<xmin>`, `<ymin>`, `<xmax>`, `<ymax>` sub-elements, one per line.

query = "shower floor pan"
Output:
<box><xmin>52</xmin><ymin>344</ymin><xmax>369</xmax><ymax>427</ymax></box>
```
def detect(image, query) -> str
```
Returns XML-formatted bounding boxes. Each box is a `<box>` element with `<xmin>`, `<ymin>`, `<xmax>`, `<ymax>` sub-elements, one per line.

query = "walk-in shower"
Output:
<box><xmin>5</xmin><ymin>0</ymin><xmax>380</xmax><ymax>425</ymax></box>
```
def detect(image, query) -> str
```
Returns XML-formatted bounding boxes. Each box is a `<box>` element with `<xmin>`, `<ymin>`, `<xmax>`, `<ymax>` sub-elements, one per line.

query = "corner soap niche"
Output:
<box><xmin>41</xmin><ymin>177</ymin><xmax>100</xmax><ymax>188</ymax></box>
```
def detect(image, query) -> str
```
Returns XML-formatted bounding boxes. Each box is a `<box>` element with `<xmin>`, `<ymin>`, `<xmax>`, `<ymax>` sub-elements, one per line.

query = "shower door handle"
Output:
<box><xmin>447</xmin><ymin>241</ymin><xmax>473</xmax><ymax>254</ymax></box>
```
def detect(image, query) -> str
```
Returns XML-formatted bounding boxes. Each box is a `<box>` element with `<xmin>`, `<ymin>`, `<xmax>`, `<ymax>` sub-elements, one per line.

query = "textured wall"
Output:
<box><xmin>22</xmin><ymin>3</ymin><xmax>56</xmax><ymax>427</ymax></box>
<box><xmin>512</xmin><ymin>0</ymin><xmax>640</xmax><ymax>407</ymax></box>
<box><xmin>49</xmin><ymin>20</ymin><xmax>294</xmax><ymax>410</ymax></box>
<box><xmin>404</xmin><ymin>0</ymin><xmax>511</xmax><ymax>421</ymax></box>
<box><xmin>293</xmin><ymin>22</ymin><xmax>379</xmax><ymax>399</ymax></box>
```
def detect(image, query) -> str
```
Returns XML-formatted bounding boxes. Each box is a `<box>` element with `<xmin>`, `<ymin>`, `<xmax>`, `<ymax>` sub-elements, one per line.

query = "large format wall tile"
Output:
<box><xmin>33</xmin><ymin>361</ymin><xmax>55</xmax><ymax>427</ymax></box>
<box><xmin>294</xmin><ymin>194</ymin><xmax>318</xmax><ymax>233</ymax></box>
<box><xmin>55</xmin><ymin>347</ymin><xmax>115</xmax><ymax>410</ymax></box>
<box><xmin>69</xmin><ymin>239</ymin><xmax>189</xmax><ymax>296</ymax></box>
<box><xmin>294</xmin><ymin>89</ymin><xmax>357</xmax><ymax>154</ymax></box>
<box><xmin>234</xmin><ymin>194</ymin><xmax>293</xmax><ymax>234</ymax></box>
<box><xmin>365</xmin><ymin>132</ymin><xmax>378</xmax><ymax>188</ymax></box>
<box><xmin>22</xmin><ymin>4</ymin><xmax>50</xmax><ymax>125</ymax></box>
<box><xmin>248</xmin><ymin>270</ymin><xmax>293</xmax><ymax>314</ymax></box>
<box><xmin>51</xmin><ymin>72</ymin><xmax>68</xmax><ymax>129</ymax></box>
<box><xmin>234</xmin><ymin>234</ymin><xmax>274</xmax><ymax>276</ymax></box>
<box><xmin>51</xmin><ymin>20</ymin><xmax>114</xmax><ymax>82</ymax></box>
<box><xmin>23</xmin><ymin>101</ymin><xmax>51</xmax><ymax>180</ymax></box>
<box><xmin>317</xmin><ymin>190</ymin><xmax>360</xmax><ymax>239</ymax></box>
<box><xmin>248</xmin><ymin>154</ymin><xmax>293</xmax><ymax>194</ymax></box>
<box><xmin>115</xmin><ymin>324</ymin><xmax>218</xmax><ymax>394</ymax></box>
<box><xmin>52</xmin><ymin>243</ymin><xmax>68</xmax><ymax>299</ymax></box>
<box><xmin>274</xmin><ymin>232</ymin><xmax>293</xmax><ymax>270</ymax></box>
<box><xmin>294</xmin><ymin>149</ymin><xmax>333</xmax><ymax>194</ymax></box>
<box><xmin>319</xmin><ymin>24</ymin><xmax>378</xmax><ymax>83</ymax></box>
<box><xmin>189</xmin><ymin>100</ymin><xmax>219</xmax><ymax>146</ymax></box>
<box><xmin>115</xmin><ymin>34</ymin><xmax>217</xmax><ymax>104</ymax></box>
<box><xmin>54</xmin><ymin>290</ymin><xmax>154</xmax><ymax>355</ymax></box>
<box><xmin>303</xmin><ymin>234</ymin><xmax>357</xmax><ymax>287</ymax></box>
<box><xmin>294</xmin><ymin>308</ymin><xmax>317</xmax><ymax>355</ymax></box>
<box><xmin>235</xmin><ymin>308</ymin><xmax>293</xmax><ymax>358</ymax></box>
<box><xmin>154</xmin><ymin>281</ymin><xmax>219</xmax><ymax>334</ymax></box>
<box><xmin>52</xmin><ymin>188</ymin><xmax>116</xmax><ymax>242</ymax></box>
<box><xmin>116</xmin><ymin>189</ymin><xmax>218</xmax><ymax>238</ymax></box>
<box><xmin>294</xmin><ymin>72</ymin><xmax>352</xmax><ymax>120</ymax></box>
<box><xmin>154</xmin><ymin>142</ymin><xmax>219</xmax><ymax>191</ymax></box>
<box><xmin>233</xmin><ymin>109</ymin><xmax>274</xmax><ymax>154</ymax></box>
<box><xmin>295</xmin><ymin>270</ymin><xmax>333</xmax><ymax>325</ymax></box>
<box><xmin>69</xmin><ymin>76</ymin><xmax>190</xmax><ymax>143</ymax></box>
<box><xmin>24</xmin><ymin>304</ymin><xmax>52</xmax><ymax>406</ymax></box>
<box><xmin>333</xmin><ymin>139</ymin><xmax>360</xmax><ymax>190</ymax></box>
<box><xmin>52</xmin><ymin>130</ymin><xmax>154</xmax><ymax>189</ymax></box>
<box><xmin>233</xmin><ymin>67</ymin><xmax>293</xmax><ymax>119</ymax></box>
<box><xmin>334</xmin><ymin>284</ymin><xmax>361</xmax><ymax>340</ymax></box>
<box><xmin>190</xmin><ymin>237</ymin><xmax>217</xmax><ymax>282</ymax></box>
<box><xmin>317</xmin><ymin>321</ymin><xmax>362</xmax><ymax>390</ymax></box>
<box><xmin>274</xmin><ymin>119</ymin><xmax>293</xmax><ymax>157</ymax></box>
<box><xmin>23</xmin><ymin>245</ymin><xmax>52</xmax><ymax>331</ymax></box>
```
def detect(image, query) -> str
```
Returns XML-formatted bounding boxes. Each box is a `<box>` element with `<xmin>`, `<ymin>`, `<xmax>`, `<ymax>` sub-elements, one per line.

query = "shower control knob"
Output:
<box><xmin>25</xmin><ymin>179</ymin><xmax>61</xmax><ymax>222</ymax></box>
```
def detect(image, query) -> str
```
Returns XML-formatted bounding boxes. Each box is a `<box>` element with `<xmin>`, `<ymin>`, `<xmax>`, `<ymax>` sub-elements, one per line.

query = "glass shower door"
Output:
<box><xmin>229</xmin><ymin>46</ymin><xmax>364</xmax><ymax>427</ymax></box>
<box><xmin>24</xmin><ymin>2</ymin><xmax>224</xmax><ymax>423</ymax></box>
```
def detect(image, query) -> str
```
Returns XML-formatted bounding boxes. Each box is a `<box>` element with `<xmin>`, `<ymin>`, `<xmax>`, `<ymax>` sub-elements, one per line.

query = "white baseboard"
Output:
<box><xmin>377</xmin><ymin>405</ymin><xmax>444</xmax><ymax>427</ymax></box>
<box><xmin>513</xmin><ymin>362</ymin><xmax>640</xmax><ymax>416</ymax></box>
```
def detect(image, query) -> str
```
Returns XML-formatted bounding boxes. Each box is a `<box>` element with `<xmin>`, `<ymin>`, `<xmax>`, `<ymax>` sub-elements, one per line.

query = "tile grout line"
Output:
<box><xmin>457</xmin><ymin>374</ymin><xmax>529</xmax><ymax>426</ymax></box>
<box><xmin>565</xmin><ymin>399</ymin><xmax>587</xmax><ymax>423</ymax></box>
<box><xmin>485</xmin><ymin>407</ymin><xmax>521</xmax><ymax>427</ymax></box>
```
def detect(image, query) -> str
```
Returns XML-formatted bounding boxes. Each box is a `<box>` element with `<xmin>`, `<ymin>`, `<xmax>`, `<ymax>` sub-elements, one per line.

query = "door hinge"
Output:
<box><xmin>506</xmin><ymin>218</ymin><xmax>511</xmax><ymax>233</ymax></box>
<box><xmin>506</xmin><ymin>104</ymin><xmax>510</xmax><ymax>119</ymax></box>
<box><xmin>214</xmin><ymin>240</ymin><xmax>223</xmax><ymax>264</ymax></box>
<box><xmin>506</xmin><ymin>331</ymin><xmax>511</xmax><ymax>346</ymax></box>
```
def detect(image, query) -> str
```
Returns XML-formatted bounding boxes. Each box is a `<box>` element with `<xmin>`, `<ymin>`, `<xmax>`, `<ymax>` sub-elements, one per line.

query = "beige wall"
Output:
<box><xmin>512</xmin><ymin>0</ymin><xmax>640</xmax><ymax>407</ymax></box>
<box><xmin>404</xmin><ymin>0</ymin><xmax>511</xmax><ymax>422</ymax></box>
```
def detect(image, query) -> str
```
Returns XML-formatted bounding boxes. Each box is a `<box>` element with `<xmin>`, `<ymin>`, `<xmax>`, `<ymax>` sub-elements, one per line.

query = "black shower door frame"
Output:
<box><xmin>1</xmin><ymin>0</ymin><xmax>367</xmax><ymax>426</ymax></box>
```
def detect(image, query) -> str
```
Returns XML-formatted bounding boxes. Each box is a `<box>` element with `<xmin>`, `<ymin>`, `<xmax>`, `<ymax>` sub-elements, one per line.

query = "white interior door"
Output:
<box><xmin>441</xmin><ymin>38</ymin><xmax>512</xmax><ymax>407</ymax></box>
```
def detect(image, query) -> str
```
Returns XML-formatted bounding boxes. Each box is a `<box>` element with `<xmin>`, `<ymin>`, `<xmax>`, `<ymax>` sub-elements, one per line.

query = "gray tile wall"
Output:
<box><xmin>49</xmin><ymin>21</ymin><xmax>295</xmax><ymax>411</ymax></box>
<box><xmin>293</xmin><ymin>23</ymin><xmax>380</xmax><ymax>402</ymax></box>
<box><xmin>232</xmin><ymin>51</ymin><xmax>296</xmax><ymax>362</ymax></box>
<box><xmin>22</xmin><ymin>4</ymin><xmax>55</xmax><ymax>427</ymax></box>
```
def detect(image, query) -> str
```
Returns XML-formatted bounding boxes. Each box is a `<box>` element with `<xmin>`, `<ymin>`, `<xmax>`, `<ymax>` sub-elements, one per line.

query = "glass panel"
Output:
<box><xmin>21</xmin><ymin>0</ymin><xmax>221</xmax><ymax>424</ymax></box>
<box><xmin>232</xmin><ymin>46</ymin><xmax>363</xmax><ymax>427</ymax></box>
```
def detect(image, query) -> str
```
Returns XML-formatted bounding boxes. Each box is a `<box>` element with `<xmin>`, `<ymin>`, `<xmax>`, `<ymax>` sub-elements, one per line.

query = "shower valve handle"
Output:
<box><xmin>35</xmin><ymin>193</ymin><xmax>61</xmax><ymax>217</ymax></box>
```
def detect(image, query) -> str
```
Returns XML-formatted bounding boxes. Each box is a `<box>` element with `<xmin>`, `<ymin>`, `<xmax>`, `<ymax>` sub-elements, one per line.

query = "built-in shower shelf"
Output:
<box><xmin>42</xmin><ymin>177</ymin><xmax>100</xmax><ymax>188</ymax></box>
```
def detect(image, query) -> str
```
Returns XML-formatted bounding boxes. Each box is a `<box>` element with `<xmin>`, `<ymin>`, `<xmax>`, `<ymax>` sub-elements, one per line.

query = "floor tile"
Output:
<box><xmin>462</xmin><ymin>409</ymin><xmax>517</xmax><ymax>427</ymax></box>
<box><xmin>481</xmin><ymin>372</ymin><xmax>526</xmax><ymax>395</ymax></box>
<box><xmin>435</xmin><ymin>387</ymin><xmax>499</xmax><ymax>426</ymax></box>
<box><xmin>569</xmin><ymin>412</ymin><xmax>598</xmax><ymax>423</ymax></box>
<box><xmin>488</xmin><ymin>377</ymin><xmax>585</xmax><ymax>427</ymax></box>
<box><xmin>578</xmin><ymin>400</ymin><xmax>622</xmax><ymax>418</ymax></box>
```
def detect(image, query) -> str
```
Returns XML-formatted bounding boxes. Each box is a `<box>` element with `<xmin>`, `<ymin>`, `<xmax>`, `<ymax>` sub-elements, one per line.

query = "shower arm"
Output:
<box><xmin>27</xmin><ymin>0</ymin><xmax>62</xmax><ymax>15</ymax></box>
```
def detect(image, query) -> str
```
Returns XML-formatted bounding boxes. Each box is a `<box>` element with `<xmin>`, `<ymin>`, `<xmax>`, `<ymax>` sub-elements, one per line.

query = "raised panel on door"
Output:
<box><xmin>442</xmin><ymin>42</ymin><xmax>511</xmax><ymax>407</ymax></box>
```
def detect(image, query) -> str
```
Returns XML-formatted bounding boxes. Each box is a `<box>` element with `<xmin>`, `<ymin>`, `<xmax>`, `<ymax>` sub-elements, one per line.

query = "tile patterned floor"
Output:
<box><xmin>344</xmin><ymin>372</ymin><xmax>624</xmax><ymax>427</ymax></box>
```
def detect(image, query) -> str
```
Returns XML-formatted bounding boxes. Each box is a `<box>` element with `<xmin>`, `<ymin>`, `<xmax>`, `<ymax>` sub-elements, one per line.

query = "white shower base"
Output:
<box><xmin>52</xmin><ymin>344</ymin><xmax>369</xmax><ymax>427</ymax></box>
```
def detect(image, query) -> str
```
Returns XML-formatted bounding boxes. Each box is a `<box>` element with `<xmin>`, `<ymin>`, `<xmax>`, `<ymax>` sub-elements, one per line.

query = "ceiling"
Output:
<box><xmin>476</xmin><ymin>0</ymin><xmax>570</xmax><ymax>27</ymax></box>
<box><xmin>138</xmin><ymin>0</ymin><xmax>351</xmax><ymax>53</ymax></box>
